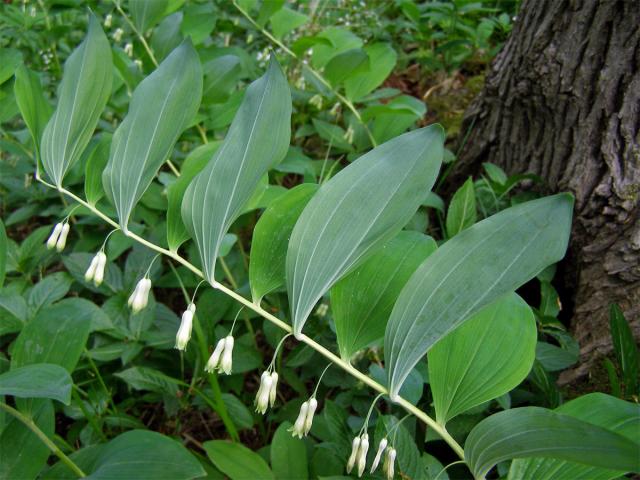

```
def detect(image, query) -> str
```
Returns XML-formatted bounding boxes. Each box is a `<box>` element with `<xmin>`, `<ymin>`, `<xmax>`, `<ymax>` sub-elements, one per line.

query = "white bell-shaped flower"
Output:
<box><xmin>383</xmin><ymin>447</ymin><xmax>396</xmax><ymax>480</ymax></box>
<box><xmin>175</xmin><ymin>303</ymin><xmax>195</xmax><ymax>351</ymax></box>
<box><xmin>55</xmin><ymin>223</ymin><xmax>70</xmax><ymax>252</ymax></box>
<box><xmin>93</xmin><ymin>252</ymin><xmax>107</xmax><ymax>286</ymax></box>
<box><xmin>268</xmin><ymin>371</ymin><xmax>279</xmax><ymax>407</ymax></box>
<box><xmin>129</xmin><ymin>278</ymin><xmax>151</xmax><ymax>313</ymax></box>
<box><xmin>84</xmin><ymin>253</ymin><xmax>100</xmax><ymax>282</ymax></box>
<box><xmin>288</xmin><ymin>401</ymin><xmax>309</xmax><ymax>439</ymax></box>
<box><xmin>356</xmin><ymin>433</ymin><xmax>369</xmax><ymax>477</ymax></box>
<box><xmin>46</xmin><ymin>223</ymin><xmax>63</xmax><ymax>250</ymax></box>
<box><xmin>370</xmin><ymin>437</ymin><xmax>388</xmax><ymax>473</ymax></box>
<box><xmin>205</xmin><ymin>338</ymin><xmax>226</xmax><ymax>373</ymax></box>
<box><xmin>254</xmin><ymin>372</ymin><xmax>272</xmax><ymax>415</ymax></box>
<box><xmin>346</xmin><ymin>436</ymin><xmax>361</xmax><ymax>474</ymax></box>
<box><xmin>303</xmin><ymin>397</ymin><xmax>317</xmax><ymax>435</ymax></box>
<box><xmin>219</xmin><ymin>336</ymin><xmax>234</xmax><ymax>375</ymax></box>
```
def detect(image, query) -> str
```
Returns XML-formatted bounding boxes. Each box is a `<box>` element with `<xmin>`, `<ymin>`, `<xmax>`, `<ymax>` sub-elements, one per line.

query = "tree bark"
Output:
<box><xmin>453</xmin><ymin>0</ymin><xmax>639</xmax><ymax>383</ymax></box>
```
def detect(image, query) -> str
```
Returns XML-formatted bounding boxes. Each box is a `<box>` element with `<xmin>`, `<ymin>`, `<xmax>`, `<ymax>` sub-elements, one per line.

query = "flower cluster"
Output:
<box><xmin>84</xmin><ymin>251</ymin><xmax>107</xmax><ymax>286</ymax></box>
<box><xmin>205</xmin><ymin>336</ymin><xmax>234</xmax><ymax>375</ymax></box>
<box><xmin>46</xmin><ymin>222</ymin><xmax>70</xmax><ymax>252</ymax></box>
<box><xmin>346</xmin><ymin>434</ymin><xmax>396</xmax><ymax>479</ymax></box>
<box><xmin>289</xmin><ymin>397</ymin><xmax>318</xmax><ymax>438</ymax></box>
<box><xmin>254</xmin><ymin>371</ymin><xmax>278</xmax><ymax>414</ymax></box>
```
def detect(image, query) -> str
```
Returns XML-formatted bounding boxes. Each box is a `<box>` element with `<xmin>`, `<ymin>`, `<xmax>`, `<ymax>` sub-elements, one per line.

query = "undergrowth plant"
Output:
<box><xmin>0</xmin><ymin>2</ymin><xmax>638</xmax><ymax>480</ymax></box>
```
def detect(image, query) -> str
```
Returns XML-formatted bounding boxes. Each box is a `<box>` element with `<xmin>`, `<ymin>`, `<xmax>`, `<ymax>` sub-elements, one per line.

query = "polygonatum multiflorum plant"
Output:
<box><xmin>2</xmin><ymin>8</ymin><xmax>639</xmax><ymax>480</ymax></box>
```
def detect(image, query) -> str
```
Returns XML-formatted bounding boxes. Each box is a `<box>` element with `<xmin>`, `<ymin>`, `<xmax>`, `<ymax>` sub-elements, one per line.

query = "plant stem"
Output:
<box><xmin>43</xmin><ymin>181</ymin><xmax>465</xmax><ymax>460</ymax></box>
<box><xmin>231</xmin><ymin>0</ymin><xmax>377</xmax><ymax>147</ymax></box>
<box><xmin>83</xmin><ymin>348</ymin><xmax>118</xmax><ymax>415</ymax></box>
<box><xmin>0</xmin><ymin>402</ymin><xmax>87</xmax><ymax>478</ymax></box>
<box><xmin>114</xmin><ymin>1</ymin><xmax>159</xmax><ymax>67</ymax></box>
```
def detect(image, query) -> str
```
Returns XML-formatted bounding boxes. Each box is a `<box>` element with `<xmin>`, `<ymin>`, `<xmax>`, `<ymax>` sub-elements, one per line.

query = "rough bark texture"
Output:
<box><xmin>453</xmin><ymin>0</ymin><xmax>639</xmax><ymax>383</ymax></box>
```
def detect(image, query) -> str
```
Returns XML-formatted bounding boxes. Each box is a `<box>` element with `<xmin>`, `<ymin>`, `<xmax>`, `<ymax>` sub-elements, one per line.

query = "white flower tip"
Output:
<box><xmin>188</xmin><ymin>303</ymin><xmax>196</xmax><ymax>314</ymax></box>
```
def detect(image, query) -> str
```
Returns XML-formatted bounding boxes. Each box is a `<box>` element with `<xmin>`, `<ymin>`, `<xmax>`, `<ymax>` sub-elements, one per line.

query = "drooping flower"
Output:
<box><xmin>370</xmin><ymin>437</ymin><xmax>388</xmax><ymax>473</ymax></box>
<box><xmin>205</xmin><ymin>338</ymin><xmax>226</xmax><ymax>373</ymax></box>
<box><xmin>128</xmin><ymin>278</ymin><xmax>151</xmax><ymax>313</ymax></box>
<box><xmin>46</xmin><ymin>223</ymin><xmax>63</xmax><ymax>250</ymax></box>
<box><xmin>303</xmin><ymin>397</ymin><xmax>317</xmax><ymax>435</ymax></box>
<box><xmin>175</xmin><ymin>303</ymin><xmax>195</xmax><ymax>351</ymax></box>
<box><xmin>357</xmin><ymin>433</ymin><xmax>369</xmax><ymax>477</ymax></box>
<box><xmin>254</xmin><ymin>372</ymin><xmax>273</xmax><ymax>415</ymax></box>
<box><xmin>84</xmin><ymin>251</ymin><xmax>107</xmax><ymax>286</ymax></box>
<box><xmin>383</xmin><ymin>447</ymin><xmax>396</xmax><ymax>480</ymax></box>
<box><xmin>220</xmin><ymin>336</ymin><xmax>234</xmax><ymax>375</ymax></box>
<box><xmin>346</xmin><ymin>436</ymin><xmax>362</xmax><ymax>474</ymax></box>
<box><xmin>289</xmin><ymin>401</ymin><xmax>309</xmax><ymax>439</ymax></box>
<box><xmin>55</xmin><ymin>223</ymin><xmax>70</xmax><ymax>252</ymax></box>
<box><xmin>124</xmin><ymin>42</ymin><xmax>133</xmax><ymax>57</ymax></box>
<box><xmin>268</xmin><ymin>371</ymin><xmax>278</xmax><ymax>407</ymax></box>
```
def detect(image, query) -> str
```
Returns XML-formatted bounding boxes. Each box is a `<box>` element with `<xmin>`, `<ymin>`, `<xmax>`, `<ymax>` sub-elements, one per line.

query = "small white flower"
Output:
<box><xmin>289</xmin><ymin>401</ymin><xmax>309</xmax><ymax>439</ymax></box>
<box><xmin>205</xmin><ymin>338</ymin><xmax>226</xmax><ymax>373</ymax></box>
<box><xmin>84</xmin><ymin>254</ymin><xmax>100</xmax><ymax>282</ymax></box>
<box><xmin>55</xmin><ymin>223</ymin><xmax>70</xmax><ymax>252</ymax></box>
<box><xmin>104</xmin><ymin>13</ymin><xmax>112</xmax><ymax>28</ymax></box>
<box><xmin>220</xmin><ymin>336</ymin><xmax>234</xmax><ymax>375</ymax></box>
<box><xmin>383</xmin><ymin>447</ymin><xmax>396</xmax><ymax>480</ymax></box>
<box><xmin>124</xmin><ymin>42</ymin><xmax>133</xmax><ymax>57</ymax></box>
<box><xmin>309</xmin><ymin>94</ymin><xmax>323</xmax><ymax>110</ymax></box>
<box><xmin>329</xmin><ymin>102</ymin><xmax>341</xmax><ymax>116</ymax></box>
<box><xmin>254</xmin><ymin>372</ymin><xmax>273</xmax><ymax>414</ymax></box>
<box><xmin>346</xmin><ymin>436</ymin><xmax>361</xmax><ymax>474</ymax></box>
<box><xmin>315</xmin><ymin>303</ymin><xmax>328</xmax><ymax>317</ymax></box>
<box><xmin>175</xmin><ymin>303</ymin><xmax>195</xmax><ymax>351</ymax></box>
<box><xmin>128</xmin><ymin>278</ymin><xmax>151</xmax><ymax>313</ymax></box>
<box><xmin>303</xmin><ymin>397</ymin><xmax>317</xmax><ymax>435</ymax></box>
<box><xmin>46</xmin><ymin>223</ymin><xmax>63</xmax><ymax>250</ymax></box>
<box><xmin>269</xmin><ymin>371</ymin><xmax>278</xmax><ymax>407</ymax></box>
<box><xmin>357</xmin><ymin>433</ymin><xmax>369</xmax><ymax>477</ymax></box>
<box><xmin>134</xmin><ymin>59</ymin><xmax>143</xmax><ymax>70</ymax></box>
<box><xmin>343</xmin><ymin>125</ymin><xmax>355</xmax><ymax>144</ymax></box>
<box><xmin>85</xmin><ymin>251</ymin><xmax>107</xmax><ymax>286</ymax></box>
<box><xmin>112</xmin><ymin>27</ymin><xmax>123</xmax><ymax>42</ymax></box>
<box><xmin>370</xmin><ymin>437</ymin><xmax>388</xmax><ymax>473</ymax></box>
<box><xmin>246</xmin><ymin>33</ymin><xmax>253</xmax><ymax>44</ymax></box>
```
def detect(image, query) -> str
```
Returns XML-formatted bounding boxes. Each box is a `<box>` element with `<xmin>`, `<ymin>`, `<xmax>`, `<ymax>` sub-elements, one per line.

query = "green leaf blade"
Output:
<box><xmin>181</xmin><ymin>58</ymin><xmax>292</xmax><ymax>283</ymax></box>
<box><xmin>204</xmin><ymin>440</ymin><xmax>274</xmax><ymax>480</ymax></box>
<box><xmin>385</xmin><ymin>194</ymin><xmax>573</xmax><ymax>399</ymax></box>
<box><xmin>0</xmin><ymin>364</ymin><xmax>72</xmax><ymax>404</ymax></box>
<box><xmin>287</xmin><ymin>125</ymin><xmax>444</xmax><ymax>337</ymax></box>
<box><xmin>41</xmin><ymin>13</ymin><xmax>112</xmax><ymax>187</ymax></box>
<box><xmin>446</xmin><ymin>176</ymin><xmax>476</xmax><ymax>237</ymax></box>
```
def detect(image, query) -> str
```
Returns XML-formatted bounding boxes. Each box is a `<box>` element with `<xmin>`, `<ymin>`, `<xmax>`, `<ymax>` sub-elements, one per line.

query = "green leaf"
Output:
<box><xmin>151</xmin><ymin>12</ymin><xmax>184</xmax><ymax>62</ymax></box>
<box><xmin>86</xmin><ymin>430</ymin><xmax>204</xmax><ymax>479</ymax></box>
<box><xmin>465</xmin><ymin>406</ymin><xmax>640</xmax><ymax>478</ymax></box>
<box><xmin>509</xmin><ymin>393</ymin><xmax>640</xmax><ymax>480</ymax></box>
<box><xmin>27</xmin><ymin>271</ymin><xmax>73</xmax><ymax>316</ymax></box>
<box><xmin>203</xmin><ymin>55</ymin><xmax>242</xmax><ymax>104</ymax></box>
<box><xmin>324</xmin><ymin>48</ymin><xmax>369</xmax><ymax>87</ymax></box>
<box><xmin>270</xmin><ymin>7</ymin><xmax>308</xmax><ymax>40</ymax></box>
<box><xmin>0</xmin><ymin>48</ymin><xmax>22</xmax><ymax>84</ymax></box>
<box><xmin>331</xmin><ymin>231</ymin><xmax>436</xmax><ymax>360</ymax></box>
<box><xmin>103</xmin><ymin>39</ymin><xmax>202</xmax><ymax>231</ymax></box>
<box><xmin>428</xmin><ymin>293</ymin><xmax>536</xmax><ymax>424</ymax></box>
<box><xmin>345</xmin><ymin>43</ymin><xmax>397</xmax><ymax>102</ymax></box>
<box><xmin>0</xmin><ymin>219</ymin><xmax>5</xmax><ymax>287</ymax></box>
<box><xmin>385</xmin><ymin>194</ymin><xmax>573</xmax><ymax>399</ymax></box>
<box><xmin>14</xmin><ymin>66</ymin><xmax>52</xmax><ymax>157</ymax></box>
<box><xmin>130</xmin><ymin>0</ymin><xmax>169</xmax><ymax>32</ymax></box>
<box><xmin>311</xmin><ymin>119</ymin><xmax>353</xmax><ymax>151</ymax></box>
<box><xmin>250</xmin><ymin>183</ymin><xmax>319</xmax><ymax>303</ymax></box>
<box><xmin>257</xmin><ymin>0</ymin><xmax>284</xmax><ymax>26</ymax></box>
<box><xmin>0</xmin><ymin>364</ymin><xmax>72</xmax><ymax>404</ymax></box>
<box><xmin>535</xmin><ymin>341</ymin><xmax>577</xmax><ymax>371</ymax></box>
<box><xmin>311</xmin><ymin>28</ymin><xmax>362</xmax><ymax>69</ymax></box>
<box><xmin>114</xmin><ymin>366</ymin><xmax>179</xmax><ymax>395</ymax></box>
<box><xmin>271</xmin><ymin>422</ymin><xmax>309</xmax><ymax>480</ymax></box>
<box><xmin>84</xmin><ymin>134</ymin><xmax>112</xmax><ymax>206</ymax></box>
<box><xmin>220</xmin><ymin>393</ymin><xmax>253</xmax><ymax>430</ymax></box>
<box><xmin>166</xmin><ymin>142</ymin><xmax>221</xmax><ymax>252</ymax></box>
<box><xmin>41</xmin><ymin>13</ymin><xmax>112</xmax><ymax>187</ymax></box>
<box><xmin>11</xmin><ymin>298</ymin><xmax>92</xmax><ymax>372</ymax></box>
<box><xmin>446</xmin><ymin>177</ymin><xmax>476</xmax><ymax>237</ymax></box>
<box><xmin>287</xmin><ymin>126</ymin><xmax>444</xmax><ymax>337</ymax></box>
<box><xmin>609</xmin><ymin>303</ymin><xmax>639</xmax><ymax>395</ymax></box>
<box><xmin>204</xmin><ymin>440</ymin><xmax>274</xmax><ymax>480</ymax></box>
<box><xmin>182</xmin><ymin>58</ymin><xmax>291</xmax><ymax>283</ymax></box>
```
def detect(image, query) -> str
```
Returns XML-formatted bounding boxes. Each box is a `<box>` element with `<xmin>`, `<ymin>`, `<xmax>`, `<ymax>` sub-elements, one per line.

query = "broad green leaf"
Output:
<box><xmin>130</xmin><ymin>0</ymin><xmax>169</xmax><ymax>32</ymax></box>
<box><xmin>385</xmin><ymin>194</ymin><xmax>573</xmax><ymax>399</ymax></box>
<box><xmin>0</xmin><ymin>364</ymin><xmax>72</xmax><ymax>404</ymax></box>
<box><xmin>203</xmin><ymin>55</ymin><xmax>242</xmax><ymax>103</ymax></box>
<box><xmin>287</xmin><ymin>126</ymin><xmax>444</xmax><ymax>336</ymax></box>
<box><xmin>86</xmin><ymin>430</ymin><xmax>204</xmax><ymax>479</ymax></box>
<box><xmin>180</xmin><ymin>2</ymin><xmax>216</xmax><ymax>44</ymax></box>
<box><xmin>84</xmin><ymin>134</ymin><xmax>112</xmax><ymax>206</ymax></box>
<box><xmin>257</xmin><ymin>0</ymin><xmax>284</xmax><ymax>26</ymax></box>
<box><xmin>610</xmin><ymin>303</ymin><xmax>638</xmax><ymax>395</ymax></box>
<box><xmin>509</xmin><ymin>393</ymin><xmax>640</xmax><ymax>480</ymax></box>
<box><xmin>250</xmin><ymin>183</ymin><xmax>319</xmax><ymax>303</ymax></box>
<box><xmin>345</xmin><ymin>43</ymin><xmax>397</xmax><ymax>102</ymax></box>
<box><xmin>0</xmin><ymin>48</ymin><xmax>22</xmax><ymax>84</ymax></box>
<box><xmin>312</xmin><ymin>118</ymin><xmax>353</xmax><ymax>151</ymax></box>
<box><xmin>428</xmin><ymin>293</ymin><xmax>536</xmax><ymax>424</ymax></box>
<box><xmin>151</xmin><ymin>12</ymin><xmax>184</xmax><ymax>62</ymax></box>
<box><xmin>181</xmin><ymin>58</ymin><xmax>291</xmax><ymax>283</ymax></box>
<box><xmin>27</xmin><ymin>271</ymin><xmax>72</xmax><ymax>316</ymax></box>
<box><xmin>0</xmin><ymin>219</ymin><xmax>5</xmax><ymax>287</ymax></box>
<box><xmin>166</xmin><ymin>142</ymin><xmax>220</xmax><ymax>252</ymax></box>
<box><xmin>369</xmin><ymin>95</ymin><xmax>426</xmax><ymax>144</ymax></box>
<box><xmin>465</xmin><ymin>406</ymin><xmax>640</xmax><ymax>479</ymax></box>
<box><xmin>311</xmin><ymin>28</ymin><xmax>363</xmax><ymax>69</ymax></box>
<box><xmin>0</xmin><ymin>400</ymin><xmax>53</xmax><ymax>480</ymax></box>
<box><xmin>11</xmin><ymin>298</ymin><xmax>92</xmax><ymax>372</ymax></box>
<box><xmin>220</xmin><ymin>393</ymin><xmax>253</xmax><ymax>430</ymax></box>
<box><xmin>114</xmin><ymin>366</ymin><xmax>179</xmax><ymax>395</ymax></box>
<box><xmin>204</xmin><ymin>440</ymin><xmax>274</xmax><ymax>480</ymax></box>
<box><xmin>331</xmin><ymin>231</ymin><xmax>437</xmax><ymax>360</ymax></box>
<box><xmin>103</xmin><ymin>39</ymin><xmax>202</xmax><ymax>231</ymax></box>
<box><xmin>270</xmin><ymin>7</ymin><xmax>308</xmax><ymax>40</ymax></box>
<box><xmin>14</xmin><ymin>66</ymin><xmax>52</xmax><ymax>157</ymax></box>
<box><xmin>535</xmin><ymin>341</ymin><xmax>577</xmax><ymax>371</ymax></box>
<box><xmin>41</xmin><ymin>14</ymin><xmax>112</xmax><ymax>187</ymax></box>
<box><xmin>446</xmin><ymin>176</ymin><xmax>476</xmax><ymax>237</ymax></box>
<box><xmin>324</xmin><ymin>48</ymin><xmax>369</xmax><ymax>86</ymax></box>
<box><xmin>271</xmin><ymin>422</ymin><xmax>309</xmax><ymax>480</ymax></box>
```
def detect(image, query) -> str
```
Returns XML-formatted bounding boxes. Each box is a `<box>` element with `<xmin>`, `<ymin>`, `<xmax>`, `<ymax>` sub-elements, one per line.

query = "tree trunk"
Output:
<box><xmin>453</xmin><ymin>0</ymin><xmax>639</xmax><ymax>383</ymax></box>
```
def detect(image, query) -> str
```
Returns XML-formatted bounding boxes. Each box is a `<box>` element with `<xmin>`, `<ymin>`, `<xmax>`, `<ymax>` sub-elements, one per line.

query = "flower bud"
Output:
<box><xmin>113</xmin><ymin>27</ymin><xmax>123</xmax><ymax>42</ymax></box>
<box><xmin>346</xmin><ymin>436</ymin><xmax>361</xmax><ymax>474</ymax></box>
<box><xmin>104</xmin><ymin>13</ymin><xmax>112</xmax><ymax>28</ymax></box>
<box><xmin>268</xmin><ymin>371</ymin><xmax>278</xmax><ymax>407</ymax></box>
<box><xmin>124</xmin><ymin>42</ymin><xmax>133</xmax><ymax>57</ymax></box>
<box><xmin>93</xmin><ymin>252</ymin><xmax>107</xmax><ymax>286</ymax></box>
<box><xmin>370</xmin><ymin>437</ymin><xmax>387</xmax><ymax>473</ymax></box>
<box><xmin>220</xmin><ymin>336</ymin><xmax>234</xmax><ymax>375</ymax></box>
<box><xmin>130</xmin><ymin>278</ymin><xmax>151</xmax><ymax>313</ymax></box>
<box><xmin>289</xmin><ymin>401</ymin><xmax>309</xmax><ymax>439</ymax></box>
<box><xmin>383</xmin><ymin>447</ymin><xmax>396</xmax><ymax>480</ymax></box>
<box><xmin>357</xmin><ymin>433</ymin><xmax>369</xmax><ymax>477</ymax></box>
<box><xmin>175</xmin><ymin>304</ymin><xmax>195</xmax><ymax>351</ymax></box>
<box><xmin>303</xmin><ymin>397</ymin><xmax>317</xmax><ymax>435</ymax></box>
<box><xmin>46</xmin><ymin>223</ymin><xmax>63</xmax><ymax>250</ymax></box>
<box><xmin>84</xmin><ymin>253</ymin><xmax>100</xmax><ymax>282</ymax></box>
<box><xmin>205</xmin><ymin>338</ymin><xmax>226</xmax><ymax>373</ymax></box>
<box><xmin>255</xmin><ymin>373</ymin><xmax>272</xmax><ymax>415</ymax></box>
<box><xmin>55</xmin><ymin>223</ymin><xmax>70</xmax><ymax>252</ymax></box>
